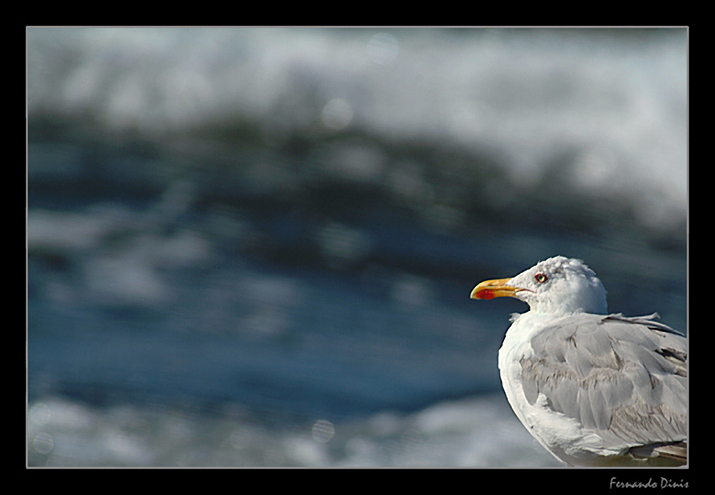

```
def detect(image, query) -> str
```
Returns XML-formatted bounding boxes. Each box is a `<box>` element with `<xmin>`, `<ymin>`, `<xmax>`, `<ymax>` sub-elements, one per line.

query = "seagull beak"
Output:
<box><xmin>470</xmin><ymin>277</ymin><xmax>521</xmax><ymax>300</ymax></box>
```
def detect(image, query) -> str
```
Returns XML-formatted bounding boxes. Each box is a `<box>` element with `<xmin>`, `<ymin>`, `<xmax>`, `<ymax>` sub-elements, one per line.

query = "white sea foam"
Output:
<box><xmin>27</xmin><ymin>394</ymin><xmax>559</xmax><ymax>467</ymax></box>
<box><xmin>28</xmin><ymin>28</ymin><xmax>687</xmax><ymax>231</ymax></box>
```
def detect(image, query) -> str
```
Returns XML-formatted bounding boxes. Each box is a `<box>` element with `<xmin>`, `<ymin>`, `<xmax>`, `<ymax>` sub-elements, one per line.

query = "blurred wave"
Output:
<box><xmin>28</xmin><ymin>27</ymin><xmax>687</xmax><ymax>233</ymax></box>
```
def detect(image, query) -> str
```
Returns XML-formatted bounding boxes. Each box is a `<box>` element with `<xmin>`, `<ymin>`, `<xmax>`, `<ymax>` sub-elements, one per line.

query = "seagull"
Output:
<box><xmin>470</xmin><ymin>256</ymin><xmax>687</xmax><ymax>466</ymax></box>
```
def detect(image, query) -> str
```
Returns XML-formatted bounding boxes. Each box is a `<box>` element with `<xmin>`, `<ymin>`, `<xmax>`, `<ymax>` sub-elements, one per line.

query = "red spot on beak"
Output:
<box><xmin>474</xmin><ymin>289</ymin><xmax>495</xmax><ymax>300</ymax></box>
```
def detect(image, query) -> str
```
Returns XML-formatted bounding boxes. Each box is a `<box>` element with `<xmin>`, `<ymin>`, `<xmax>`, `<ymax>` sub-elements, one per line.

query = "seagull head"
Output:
<box><xmin>470</xmin><ymin>255</ymin><xmax>608</xmax><ymax>316</ymax></box>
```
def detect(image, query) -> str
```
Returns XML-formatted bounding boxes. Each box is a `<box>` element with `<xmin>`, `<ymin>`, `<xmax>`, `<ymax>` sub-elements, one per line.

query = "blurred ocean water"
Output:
<box><xmin>27</xmin><ymin>27</ymin><xmax>687</xmax><ymax>467</ymax></box>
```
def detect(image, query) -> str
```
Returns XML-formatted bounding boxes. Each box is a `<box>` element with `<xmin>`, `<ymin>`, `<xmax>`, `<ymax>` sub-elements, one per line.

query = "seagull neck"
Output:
<box><xmin>529</xmin><ymin>299</ymin><xmax>606</xmax><ymax>317</ymax></box>
<box><xmin>507</xmin><ymin>311</ymin><xmax>560</xmax><ymax>337</ymax></box>
<box><xmin>510</xmin><ymin>310</ymin><xmax>583</xmax><ymax>334</ymax></box>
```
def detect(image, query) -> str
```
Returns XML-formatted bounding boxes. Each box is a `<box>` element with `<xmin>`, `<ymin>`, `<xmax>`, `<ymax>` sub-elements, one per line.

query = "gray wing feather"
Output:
<box><xmin>520</xmin><ymin>313</ymin><xmax>687</xmax><ymax>451</ymax></box>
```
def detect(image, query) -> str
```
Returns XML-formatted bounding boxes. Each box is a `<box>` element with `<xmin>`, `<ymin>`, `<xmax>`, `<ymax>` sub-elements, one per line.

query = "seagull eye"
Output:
<box><xmin>535</xmin><ymin>273</ymin><xmax>548</xmax><ymax>283</ymax></box>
